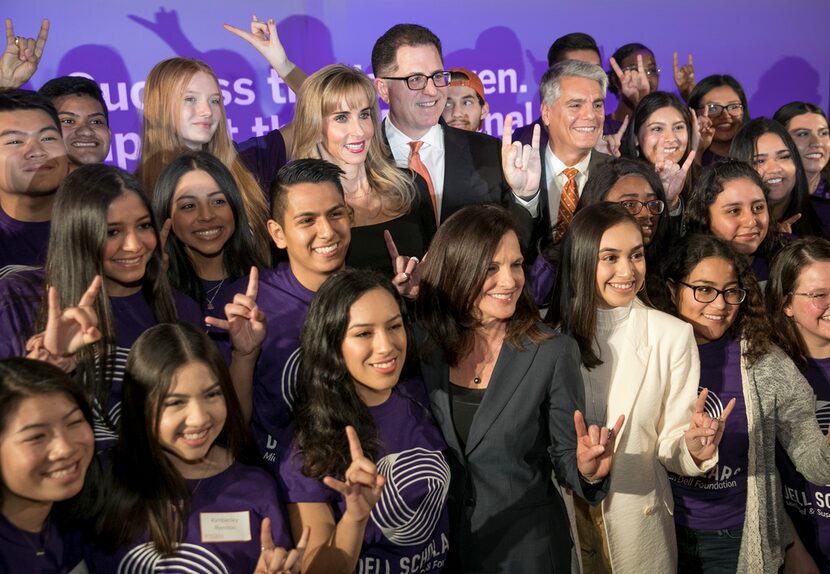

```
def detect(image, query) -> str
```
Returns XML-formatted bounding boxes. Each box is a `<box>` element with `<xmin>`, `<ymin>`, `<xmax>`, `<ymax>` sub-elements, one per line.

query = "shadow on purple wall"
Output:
<box><xmin>750</xmin><ymin>56</ymin><xmax>822</xmax><ymax>117</ymax></box>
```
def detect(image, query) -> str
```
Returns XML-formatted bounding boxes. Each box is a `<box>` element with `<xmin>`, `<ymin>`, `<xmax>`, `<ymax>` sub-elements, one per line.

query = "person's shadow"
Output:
<box><xmin>749</xmin><ymin>57</ymin><xmax>822</xmax><ymax>117</ymax></box>
<box><xmin>445</xmin><ymin>26</ymin><xmax>527</xmax><ymax>137</ymax></box>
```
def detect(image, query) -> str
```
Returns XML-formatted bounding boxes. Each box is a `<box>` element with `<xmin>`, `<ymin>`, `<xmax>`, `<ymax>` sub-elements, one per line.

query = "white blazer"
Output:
<box><xmin>596</xmin><ymin>298</ymin><xmax>717</xmax><ymax>573</ymax></box>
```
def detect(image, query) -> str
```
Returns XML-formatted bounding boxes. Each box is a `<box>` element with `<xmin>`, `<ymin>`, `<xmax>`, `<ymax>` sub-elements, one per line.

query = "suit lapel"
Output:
<box><xmin>464</xmin><ymin>341</ymin><xmax>535</xmax><ymax>455</ymax></box>
<box><xmin>441</xmin><ymin>124</ymin><xmax>469</xmax><ymax>221</ymax></box>
<box><xmin>419</xmin><ymin>354</ymin><xmax>465</xmax><ymax>462</ymax></box>
<box><xmin>605</xmin><ymin>304</ymin><xmax>653</xmax><ymax>450</ymax></box>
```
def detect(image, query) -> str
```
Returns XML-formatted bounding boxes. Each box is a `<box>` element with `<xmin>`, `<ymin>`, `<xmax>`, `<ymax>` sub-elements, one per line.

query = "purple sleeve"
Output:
<box><xmin>236</xmin><ymin>128</ymin><xmax>288</xmax><ymax>196</ymax></box>
<box><xmin>277</xmin><ymin>432</ymin><xmax>338</xmax><ymax>504</ymax></box>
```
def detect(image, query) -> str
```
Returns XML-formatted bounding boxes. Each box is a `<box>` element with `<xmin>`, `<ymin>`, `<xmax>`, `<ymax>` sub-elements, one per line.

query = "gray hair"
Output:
<box><xmin>539</xmin><ymin>60</ymin><xmax>608</xmax><ymax>105</ymax></box>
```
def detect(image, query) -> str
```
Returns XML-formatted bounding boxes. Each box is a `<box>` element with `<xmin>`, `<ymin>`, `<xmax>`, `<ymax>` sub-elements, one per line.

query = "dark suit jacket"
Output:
<box><xmin>418</xmin><ymin>326</ymin><xmax>606</xmax><ymax>573</ymax></box>
<box><xmin>381</xmin><ymin>119</ymin><xmax>533</xmax><ymax>242</ymax></box>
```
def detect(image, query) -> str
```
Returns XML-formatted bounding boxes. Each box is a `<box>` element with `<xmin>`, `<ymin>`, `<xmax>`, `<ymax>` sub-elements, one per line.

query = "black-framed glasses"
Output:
<box><xmin>622</xmin><ymin>65</ymin><xmax>660</xmax><ymax>77</ymax></box>
<box><xmin>380</xmin><ymin>71</ymin><xmax>451</xmax><ymax>91</ymax></box>
<box><xmin>700</xmin><ymin>103</ymin><xmax>744</xmax><ymax>117</ymax></box>
<box><xmin>619</xmin><ymin>199</ymin><xmax>665</xmax><ymax>215</ymax></box>
<box><xmin>676</xmin><ymin>281</ymin><xmax>746</xmax><ymax>305</ymax></box>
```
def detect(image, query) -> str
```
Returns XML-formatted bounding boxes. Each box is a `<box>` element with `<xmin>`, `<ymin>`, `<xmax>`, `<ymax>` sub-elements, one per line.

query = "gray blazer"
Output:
<box><xmin>418</xmin><ymin>326</ymin><xmax>606</xmax><ymax>573</ymax></box>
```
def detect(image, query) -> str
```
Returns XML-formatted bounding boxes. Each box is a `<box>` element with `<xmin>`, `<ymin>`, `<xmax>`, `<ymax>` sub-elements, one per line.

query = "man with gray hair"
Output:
<box><xmin>513</xmin><ymin>60</ymin><xmax>611</xmax><ymax>248</ymax></box>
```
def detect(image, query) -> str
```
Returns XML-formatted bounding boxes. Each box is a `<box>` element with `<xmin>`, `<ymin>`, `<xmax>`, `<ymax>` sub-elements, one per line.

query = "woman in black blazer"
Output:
<box><xmin>416</xmin><ymin>204</ymin><xmax>622</xmax><ymax>573</ymax></box>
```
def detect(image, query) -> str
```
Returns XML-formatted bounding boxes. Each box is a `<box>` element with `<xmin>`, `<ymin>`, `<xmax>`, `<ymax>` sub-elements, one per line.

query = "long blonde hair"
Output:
<box><xmin>137</xmin><ymin>57</ymin><xmax>270</xmax><ymax>263</ymax></box>
<box><xmin>290</xmin><ymin>64</ymin><xmax>416</xmax><ymax>216</ymax></box>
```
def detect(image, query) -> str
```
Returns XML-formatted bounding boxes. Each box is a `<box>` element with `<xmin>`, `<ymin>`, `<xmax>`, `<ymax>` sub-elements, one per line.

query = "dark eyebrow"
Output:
<box><xmin>0</xmin><ymin>126</ymin><xmax>60</xmax><ymax>138</ymax></box>
<box><xmin>348</xmin><ymin>313</ymin><xmax>402</xmax><ymax>329</ymax></box>
<box><xmin>17</xmin><ymin>406</ymin><xmax>81</xmax><ymax>433</ymax></box>
<box><xmin>175</xmin><ymin>190</ymin><xmax>225</xmax><ymax>201</ymax></box>
<box><xmin>598</xmin><ymin>247</ymin><xmax>621</xmax><ymax>253</ymax></box>
<box><xmin>166</xmin><ymin>382</ymin><xmax>221</xmax><ymax>399</ymax></box>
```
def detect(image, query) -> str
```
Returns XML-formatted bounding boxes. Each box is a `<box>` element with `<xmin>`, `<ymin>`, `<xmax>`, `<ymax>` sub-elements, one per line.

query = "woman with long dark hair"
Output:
<box><xmin>93</xmin><ymin>322</ymin><xmax>304</xmax><ymax>573</ymax></box>
<box><xmin>546</xmin><ymin>202</ymin><xmax>723</xmax><ymax>573</ymax></box>
<box><xmin>730</xmin><ymin>118</ymin><xmax>824</xmax><ymax>238</ymax></box>
<box><xmin>417</xmin><ymin>204</ymin><xmax>619</xmax><ymax>573</ymax></box>
<box><xmin>279</xmin><ymin>269</ymin><xmax>450</xmax><ymax>573</ymax></box>
<box><xmin>0</xmin><ymin>164</ymin><xmax>200</xmax><ymax>447</ymax></box>
<box><xmin>687</xmin><ymin>75</ymin><xmax>749</xmax><ymax>166</ymax></box>
<box><xmin>774</xmin><ymin>102</ymin><xmax>830</xmax><ymax>197</ymax></box>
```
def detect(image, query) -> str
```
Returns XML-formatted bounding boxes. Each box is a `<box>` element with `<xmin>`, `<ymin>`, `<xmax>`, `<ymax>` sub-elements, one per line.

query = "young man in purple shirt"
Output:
<box><xmin>0</xmin><ymin>90</ymin><xmax>68</xmax><ymax>276</ymax></box>
<box><xmin>250</xmin><ymin>158</ymin><xmax>352</xmax><ymax>474</ymax></box>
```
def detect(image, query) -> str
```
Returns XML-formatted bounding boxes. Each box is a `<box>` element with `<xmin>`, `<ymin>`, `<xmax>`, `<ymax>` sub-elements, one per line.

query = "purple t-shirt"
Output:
<box><xmin>90</xmin><ymin>460</ymin><xmax>292</xmax><ymax>573</ymax></box>
<box><xmin>278</xmin><ymin>378</ymin><xmax>450</xmax><ymax>574</ymax></box>
<box><xmin>202</xmin><ymin>275</ymin><xmax>249</xmax><ymax>364</ymax></box>
<box><xmin>0</xmin><ymin>207</ymin><xmax>50</xmax><ymax>278</ymax></box>
<box><xmin>251</xmin><ymin>263</ymin><xmax>315</xmax><ymax>473</ymax></box>
<box><xmin>0</xmin><ymin>268</ymin><xmax>202</xmax><ymax>448</ymax></box>
<box><xmin>670</xmin><ymin>336</ymin><xmax>749</xmax><ymax>530</ymax></box>
<box><xmin>778</xmin><ymin>356</ymin><xmax>830</xmax><ymax>572</ymax></box>
<box><xmin>0</xmin><ymin>514</ymin><xmax>86</xmax><ymax>574</ymax></box>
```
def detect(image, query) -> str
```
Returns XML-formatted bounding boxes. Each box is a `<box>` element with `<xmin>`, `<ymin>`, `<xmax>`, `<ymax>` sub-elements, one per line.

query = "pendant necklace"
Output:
<box><xmin>204</xmin><ymin>279</ymin><xmax>226</xmax><ymax>310</ymax></box>
<box><xmin>19</xmin><ymin>517</ymin><xmax>50</xmax><ymax>557</ymax></box>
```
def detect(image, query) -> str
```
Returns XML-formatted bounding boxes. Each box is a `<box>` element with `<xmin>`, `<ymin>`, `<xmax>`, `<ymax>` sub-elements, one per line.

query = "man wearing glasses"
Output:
<box><xmin>371</xmin><ymin>24</ymin><xmax>521</xmax><ymax>224</ymax></box>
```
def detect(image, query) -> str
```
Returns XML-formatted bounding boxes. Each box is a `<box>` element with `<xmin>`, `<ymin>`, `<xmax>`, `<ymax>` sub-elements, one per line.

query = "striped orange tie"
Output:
<box><xmin>409</xmin><ymin>140</ymin><xmax>439</xmax><ymax>224</ymax></box>
<box><xmin>554</xmin><ymin>167</ymin><xmax>579</xmax><ymax>243</ymax></box>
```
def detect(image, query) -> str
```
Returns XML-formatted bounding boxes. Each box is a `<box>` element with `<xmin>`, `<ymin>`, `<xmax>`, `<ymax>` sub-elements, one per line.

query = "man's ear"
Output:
<box><xmin>267</xmin><ymin>219</ymin><xmax>287</xmax><ymax>249</ymax></box>
<box><xmin>480</xmin><ymin>102</ymin><xmax>490</xmax><ymax>122</ymax></box>
<box><xmin>374</xmin><ymin>77</ymin><xmax>390</xmax><ymax>104</ymax></box>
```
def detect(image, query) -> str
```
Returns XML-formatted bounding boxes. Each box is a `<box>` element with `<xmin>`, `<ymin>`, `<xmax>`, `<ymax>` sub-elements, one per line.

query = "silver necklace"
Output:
<box><xmin>18</xmin><ymin>517</ymin><xmax>49</xmax><ymax>557</ymax></box>
<box><xmin>204</xmin><ymin>279</ymin><xmax>226</xmax><ymax>310</ymax></box>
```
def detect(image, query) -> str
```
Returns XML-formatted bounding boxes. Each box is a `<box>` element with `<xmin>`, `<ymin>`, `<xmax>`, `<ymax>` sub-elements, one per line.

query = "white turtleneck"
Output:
<box><xmin>581</xmin><ymin>303</ymin><xmax>632</xmax><ymax>426</ymax></box>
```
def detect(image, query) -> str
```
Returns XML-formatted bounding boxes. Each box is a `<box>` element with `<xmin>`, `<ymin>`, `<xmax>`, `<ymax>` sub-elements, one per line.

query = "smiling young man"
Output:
<box><xmin>372</xmin><ymin>24</ymin><xmax>523</xmax><ymax>224</ymax></box>
<box><xmin>39</xmin><ymin>76</ymin><xmax>111</xmax><ymax>172</ymax></box>
<box><xmin>249</xmin><ymin>158</ymin><xmax>352</xmax><ymax>474</ymax></box>
<box><xmin>0</xmin><ymin>90</ymin><xmax>68</xmax><ymax>276</ymax></box>
<box><xmin>512</xmin><ymin>61</ymin><xmax>611</xmax><ymax>248</ymax></box>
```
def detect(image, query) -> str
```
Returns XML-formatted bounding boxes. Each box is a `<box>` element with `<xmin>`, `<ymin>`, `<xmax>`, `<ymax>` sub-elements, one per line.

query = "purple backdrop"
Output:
<box><xmin>8</xmin><ymin>1</ymin><xmax>829</xmax><ymax>172</ymax></box>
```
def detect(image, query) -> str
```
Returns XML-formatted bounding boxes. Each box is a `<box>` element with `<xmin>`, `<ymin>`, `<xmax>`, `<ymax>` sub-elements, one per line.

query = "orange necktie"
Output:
<box><xmin>409</xmin><ymin>140</ymin><xmax>439</xmax><ymax>224</ymax></box>
<box><xmin>554</xmin><ymin>167</ymin><xmax>579</xmax><ymax>243</ymax></box>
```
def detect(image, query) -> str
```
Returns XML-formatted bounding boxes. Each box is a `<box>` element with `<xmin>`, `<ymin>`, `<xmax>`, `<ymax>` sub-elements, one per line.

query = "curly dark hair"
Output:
<box><xmin>294</xmin><ymin>269</ymin><xmax>411</xmax><ymax>479</ymax></box>
<box><xmin>766</xmin><ymin>237</ymin><xmax>830</xmax><ymax>370</ymax></box>
<box><xmin>659</xmin><ymin>234</ymin><xmax>772</xmax><ymax>366</ymax></box>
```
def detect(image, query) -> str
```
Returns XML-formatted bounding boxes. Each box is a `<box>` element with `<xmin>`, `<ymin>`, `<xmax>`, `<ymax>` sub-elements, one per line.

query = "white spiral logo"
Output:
<box><xmin>699</xmin><ymin>386</ymin><xmax>725</xmax><ymax>419</ymax></box>
<box><xmin>281</xmin><ymin>347</ymin><xmax>302</xmax><ymax>411</ymax></box>
<box><xmin>371</xmin><ymin>448</ymin><xmax>450</xmax><ymax>546</ymax></box>
<box><xmin>117</xmin><ymin>542</ymin><xmax>229</xmax><ymax>574</ymax></box>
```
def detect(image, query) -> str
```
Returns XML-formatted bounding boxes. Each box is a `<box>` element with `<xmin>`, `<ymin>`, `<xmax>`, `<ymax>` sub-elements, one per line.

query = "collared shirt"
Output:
<box><xmin>385</xmin><ymin>119</ymin><xmax>446</xmax><ymax>220</ymax></box>
<box><xmin>514</xmin><ymin>146</ymin><xmax>592</xmax><ymax>229</ymax></box>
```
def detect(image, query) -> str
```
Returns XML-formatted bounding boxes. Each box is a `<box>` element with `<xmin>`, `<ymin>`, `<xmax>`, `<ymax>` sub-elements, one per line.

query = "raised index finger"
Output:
<box><xmin>246</xmin><ymin>266</ymin><xmax>259</xmax><ymax>300</ymax></box>
<box><xmin>694</xmin><ymin>387</ymin><xmax>709</xmax><ymax>414</ymax></box>
<box><xmin>5</xmin><ymin>19</ymin><xmax>14</xmax><ymax>48</ymax></box>
<box><xmin>573</xmin><ymin>410</ymin><xmax>588</xmax><ymax>439</ymax></box>
<box><xmin>78</xmin><ymin>275</ymin><xmax>102</xmax><ymax>307</ymax></box>
<box><xmin>345</xmin><ymin>425</ymin><xmax>364</xmax><ymax>460</ymax></box>
<box><xmin>260</xmin><ymin>517</ymin><xmax>274</xmax><ymax>551</ymax></box>
<box><xmin>501</xmin><ymin>114</ymin><xmax>515</xmax><ymax>150</ymax></box>
<box><xmin>33</xmin><ymin>19</ymin><xmax>49</xmax><ymax>58</ymax></box>
<box><xmin>384</xmin><ymin>229</ymin><xmax>400</xmax><ymax>260</ymax></box>
<box><xmin>531</xmin><ymin>122</ymin><xmax>540</xmax><ymax>152</ymax></box>
<box><xmin>673</xmin><ymin>51</ymin><xmax>680</xmax><ymax>74</ymax></box>
<box><xmin>609</xmin><ymin>56</ymin><xmax>624</xmax><ymax>80</ymax></box>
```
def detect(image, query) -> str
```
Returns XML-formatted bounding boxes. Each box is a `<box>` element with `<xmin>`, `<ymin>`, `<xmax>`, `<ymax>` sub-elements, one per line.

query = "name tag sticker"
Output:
<box><xmin>200</xmin><ymin>511</ymin><xmax>252</xmax><ymax>543</ymax></box>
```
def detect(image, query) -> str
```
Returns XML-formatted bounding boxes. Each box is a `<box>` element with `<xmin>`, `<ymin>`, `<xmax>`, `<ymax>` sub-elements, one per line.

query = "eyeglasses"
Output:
<box><xmin>380</xmin><ymin>71</ymin><xmax>451</xmax><ymax>91</ymax></box>
<box><xmin>622</xmin><ymin>65</ymin><xmax>660</xmax><ymax>77</ymax></box>
<box><xmin>790</xmin><ymin>291</ymin><xmax>830</xmax><ymax>309</ymax></box>
<box><xmin>700</xmin><ymin>103</ymin><xmax>744</xmax><ymax>117</ymax></box>
<box><xmin>676</xmin><ymin>281</ymin><xmax>747</xmax><ymax>305</ymax></box>
<box><xmin>619</xmin><ymin>199</ymin><xmax>665</xmax><ymax>215</ymax></box>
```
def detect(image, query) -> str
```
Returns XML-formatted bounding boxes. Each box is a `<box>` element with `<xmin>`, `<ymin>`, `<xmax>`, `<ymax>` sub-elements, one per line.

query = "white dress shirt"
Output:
<box><xmin>385</xmin><ymin>119</ymin><xmax>446</xmax><ymax>220</ymax></box>
<box><xmin>514</xmin><ymin>147</ymin><xmax>593</xmax><ymax>231</ymax></box>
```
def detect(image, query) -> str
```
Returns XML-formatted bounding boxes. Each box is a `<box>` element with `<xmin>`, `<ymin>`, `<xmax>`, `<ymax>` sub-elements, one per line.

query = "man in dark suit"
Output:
<box><xmin>512</xmin><ymin>60</ymin><xmax>612</xmax><ymax>250</ymax></box>
<box><xmin>371</xmin><ymin>24</ymin><xmax>537</xmax><ymax>225</ymax></box>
